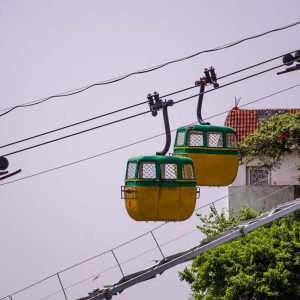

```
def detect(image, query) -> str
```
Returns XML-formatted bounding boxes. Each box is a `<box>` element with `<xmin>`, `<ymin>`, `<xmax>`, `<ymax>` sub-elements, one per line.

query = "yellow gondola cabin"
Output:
<box><xmin>122</xmin><ymin>156</ymin><xmax>198</xmax><ymax>222</ymax></box>
<box><xmin>173</xmin><ymin>124</ymin><xmax>239</xmax><ymax>186</ymax></box>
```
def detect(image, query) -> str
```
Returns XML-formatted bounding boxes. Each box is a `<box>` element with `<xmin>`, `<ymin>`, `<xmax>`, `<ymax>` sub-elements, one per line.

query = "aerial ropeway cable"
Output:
<box><xmin>0</xmin><ymin>58</ymin><xmax>292</xmax><ymax>158</ymax></box>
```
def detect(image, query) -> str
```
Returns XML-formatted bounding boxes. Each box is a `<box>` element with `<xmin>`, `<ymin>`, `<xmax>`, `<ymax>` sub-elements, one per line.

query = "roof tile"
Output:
<box><xmin>224</xmin><ymin>108</ymin><xmax>300</xmax><ymax>142</ymax></box>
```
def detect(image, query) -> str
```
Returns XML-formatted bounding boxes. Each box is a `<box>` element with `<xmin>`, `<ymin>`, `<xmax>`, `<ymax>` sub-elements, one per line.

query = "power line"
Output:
<box><xmin>0</xmin><ymin>133</ymin><xmax>164</xmax><ymax>186</ymax></box>
<box><xmin>1</xmin><ymin>50</ymin><xmax>294</xmax><ymax>151</ymax></box>
<box><xmin>0</xmin><ymin>61</ymin><xmax>291</xmax><ymax>158</ymax></box>
<box><xmin>1</xmin><ymin>82</ymin><xmax>299</xmax><ymax>187</ymax></box>
<box><xmin>1</xmin><ymin>20</ymin><xmax>299</xmax><ymax>117</ymax></box>
<box><xmin>0</xmin><ymin>101</ymin><xmax>148</xmax><ymax>150</ymax></box>
<box><xmin>2</xmin><ymin>111</ymin><xmax>148</xmax><ymax>157</ymax></box>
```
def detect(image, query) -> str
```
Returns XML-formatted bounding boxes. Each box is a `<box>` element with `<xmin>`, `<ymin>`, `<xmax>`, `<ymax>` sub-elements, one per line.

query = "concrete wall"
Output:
<box><xmin>228</xmin><ymin>185</ymin><xmax>300</xmax><ymax>213</ymax></box>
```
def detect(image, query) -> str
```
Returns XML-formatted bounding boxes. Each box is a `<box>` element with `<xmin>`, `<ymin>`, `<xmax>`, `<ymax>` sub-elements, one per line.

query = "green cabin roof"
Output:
<box><xmin>127</xmin><ymin>155</ymin><xmax>193</xmax><ymax>164</ymax></box>
<box><xmin>177</xmin><ymin>124</ymin><xmax>236</xmax><ymax>133</ymax></box>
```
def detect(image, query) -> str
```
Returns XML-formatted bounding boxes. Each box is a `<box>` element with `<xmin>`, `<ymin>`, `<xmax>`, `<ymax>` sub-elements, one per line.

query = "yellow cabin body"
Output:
<box><xmin>124</xmin><ymin>185</ymin><xmax>196</xmax><ymax>221</ymax></box>
<box><xmin>175</xmin><ymin>151</ymin><xmax>239</xmax><ymax>186</ymax></box>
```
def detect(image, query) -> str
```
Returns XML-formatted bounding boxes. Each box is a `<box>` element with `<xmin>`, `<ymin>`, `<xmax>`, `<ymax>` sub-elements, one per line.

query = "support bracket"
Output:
<box><xmin>147</xmin><ymin>92</ymin><xmax>174</xmax><ymax>156</ymax></box>
<box><xmin>195</xmin><ymin>67</ymin><xmax>219</xmax><ymax>125</ymax></box>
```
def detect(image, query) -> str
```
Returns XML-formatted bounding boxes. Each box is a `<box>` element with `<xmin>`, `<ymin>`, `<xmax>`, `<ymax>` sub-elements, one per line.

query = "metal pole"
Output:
<box><xmin>150</xmin><ymin>231</ymin><xmax>165</xmax><ymax>259</ymax></box>
<box><xmin>111</xmin><ymin>250</ymin><xmax>125</xmax><ymax>277</ymax></box>
<box><xmin>57</xmin><ymin>273</ymin><xmax>68</xmax><ymax>300</ymax></box>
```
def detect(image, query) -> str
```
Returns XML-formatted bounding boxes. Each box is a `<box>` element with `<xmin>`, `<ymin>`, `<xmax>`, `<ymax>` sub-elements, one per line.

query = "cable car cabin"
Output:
<box><xmin>122</xmin><ymin>156</ymin><xmax>197</xmax><ymax>222</ymax></box>
<box><xmin>173</xmin><ymin>125</ymin><xmax>239</xmax><ymax>186</ymax></box>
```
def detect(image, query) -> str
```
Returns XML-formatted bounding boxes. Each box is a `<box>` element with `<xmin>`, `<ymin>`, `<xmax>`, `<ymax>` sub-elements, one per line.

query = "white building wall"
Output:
<box><xmin>232</xmin><ymin>150</ymin><xmax>300</xmax><ymax>186</ymax></box>
<box><xmin>232</xmin><ymin>164</ymin><xmax>246</xmax><ymax>186</ymax></box>
<box><xmin>272</xmin><ymin>152</ymin><xmax>300</xmax><ymax>185</ymax></box>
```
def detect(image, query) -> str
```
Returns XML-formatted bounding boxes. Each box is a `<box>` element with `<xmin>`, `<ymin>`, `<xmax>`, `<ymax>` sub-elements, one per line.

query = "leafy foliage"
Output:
<box><xmin>239</xmin><ymin>112</ymin><xmax>300</xmax><ymax>169</ymax></box>
<box><xmin>180</xmin><ymin>207</ymin><xmax>300</xmax><ymax>300</ymax></box>
<box><xmin>196</xmin><ymin>205</ymin><xmax>259</xmax><ymax>238</ymax></box>
<box><xmin>179</xmin><ymin>112</ymin><xmax>300</xmax><ymax>299</ymax></box>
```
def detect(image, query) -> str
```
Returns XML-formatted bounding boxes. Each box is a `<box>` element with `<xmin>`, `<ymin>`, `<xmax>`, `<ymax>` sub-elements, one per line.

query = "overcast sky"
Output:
<box><xmin>1</xmin><ymin>1</ymin><xmax>300</xmax><ymax>300</ymax></box>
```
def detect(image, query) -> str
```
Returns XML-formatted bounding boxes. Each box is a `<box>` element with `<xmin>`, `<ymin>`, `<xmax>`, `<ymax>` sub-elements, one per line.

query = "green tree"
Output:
<box><xmin>179</xmin><ymin>208</ymin><xmax>300</xmax><ymax>300</ymax></box>
<box><xmin>240</xmin><ymin>112</ymin><xmax>300</xmax><ymax>169</ymax></box>
<box><xmin>179</xmin><ymin>112</ymin><xmax>300</xmax><ymax>299</ymax></box>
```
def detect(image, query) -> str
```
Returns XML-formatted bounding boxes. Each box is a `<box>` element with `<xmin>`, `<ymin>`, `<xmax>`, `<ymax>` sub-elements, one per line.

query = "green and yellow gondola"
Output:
<box><xmin>173</xmin><ymin>124</ymin><xmax>239</xmax><ymax>186</ymax></box>
<box><xmin>122</xmin><ymin>155</ymin><xmax>197</xmax><ymax>221</ymax></box>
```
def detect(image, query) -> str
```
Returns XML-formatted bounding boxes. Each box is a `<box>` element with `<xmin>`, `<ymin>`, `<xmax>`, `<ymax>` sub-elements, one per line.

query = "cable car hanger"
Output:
<box><xmin>123</xmin><ymin>92</ymin><xmax>198</xmax><ymax>222</ymax></box>
<box><xmin>147</xmin><ymin>92</ymin><xmax>174</xmax><ymax>156</ymax></box>
<box><xmin>172</xmin><ymin>67</ymin><xmax>239</xmax><ymax>186</ymax></box>
<box><xmin>0</xmin><ymin>156</ymin><xmax>21</xmax><ymax>181</ymax></box>
<box><xmin>195</xmin><ymin>67</ymin><xmax>219</xmax><ymax>125</ymax></box>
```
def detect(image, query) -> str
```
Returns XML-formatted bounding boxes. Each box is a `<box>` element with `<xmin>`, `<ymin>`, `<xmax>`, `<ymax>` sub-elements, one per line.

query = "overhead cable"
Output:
<box><xmin>1</xmin><ymin>82</ymin><xmax>299</xmax><ymax>187</ymax></box>
<box><xmin>1</xmin><ymin>50</ymin><xmax>295</xmax><ymax>151</ymax></box>
<box><xmin>162</xmin><ymin>51</ymin><xmax>298</xmax><ymax>98</ymax></box>
<box><xmin>0</xmin><ymin>61</ymin><xmax>293</xmax><ymax>158</ymax></box>
<box><xmin>0</xmin><ymin>20</ymin><xmax>299</xmax><ymax>117</ymax></box>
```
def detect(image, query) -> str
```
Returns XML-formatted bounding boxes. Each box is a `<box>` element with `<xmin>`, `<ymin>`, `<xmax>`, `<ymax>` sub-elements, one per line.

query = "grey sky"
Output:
<box><xmin>1</xmin><ymin>1</ymin><xmax>300</xmax><ymax>299</ymax></box>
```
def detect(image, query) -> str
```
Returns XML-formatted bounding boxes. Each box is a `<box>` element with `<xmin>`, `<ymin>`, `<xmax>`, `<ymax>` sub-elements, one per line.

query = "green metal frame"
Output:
<box><xmin>174</xmin><ymin>124</ymin><xmax>238</xmax><ymax>149</ymax></box>
<box><xmin>125</xmin><ymin>156</ymin><xmax>196</xmax><ymax>187</ymax></box>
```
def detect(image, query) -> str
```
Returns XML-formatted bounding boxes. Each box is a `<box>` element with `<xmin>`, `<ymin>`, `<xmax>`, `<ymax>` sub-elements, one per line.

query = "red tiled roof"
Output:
<box><xmin>224</xmin><ymin>108</ymin><xmax>300</xmax><ymax>142</ymax></box>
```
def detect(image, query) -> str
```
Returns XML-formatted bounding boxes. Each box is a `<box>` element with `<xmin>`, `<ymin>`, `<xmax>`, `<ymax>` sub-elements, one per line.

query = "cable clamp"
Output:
<box><xmin>195</xmin><ymin>67</ymin><xmax>219</xmax><ymax>88</ymax></box>
<box><xmin>147</xmin><ymin>92</ymin><xmax>173</xmax><ymax>117</ymax></box>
